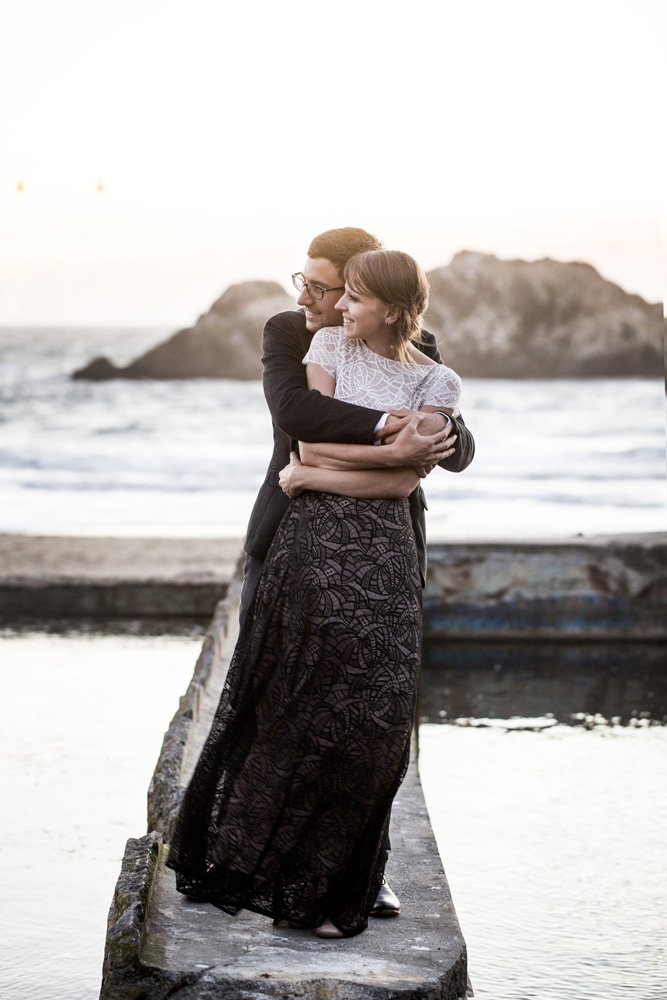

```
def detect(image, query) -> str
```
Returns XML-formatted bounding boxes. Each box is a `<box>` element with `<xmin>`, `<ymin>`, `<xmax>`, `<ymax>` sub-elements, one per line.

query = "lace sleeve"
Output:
<box><xmin>302</xmin><ymin>327</ymin><xmax>342</xmax><ymax>378</ymax></box>
<box><xmin>417</xmin><ymin>365</ymin><xmax>462</xmax><ymax>410</ymax></box>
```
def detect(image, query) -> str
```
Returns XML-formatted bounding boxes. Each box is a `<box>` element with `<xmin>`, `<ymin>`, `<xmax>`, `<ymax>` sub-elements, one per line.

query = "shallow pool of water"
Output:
<box><xmin>0</xmin><ymin>629</ymin><xmax>201</xmax><ymax>1000</ymax></box>
<box><xmin>419</xmin><ymin>722</ymin><xmax>667</xmax><ymax>1000</ymax></box>
<box><xmin>1</xmin><ymin>630</ymin><xmax>665</xmax><ymax>999</ymax></box>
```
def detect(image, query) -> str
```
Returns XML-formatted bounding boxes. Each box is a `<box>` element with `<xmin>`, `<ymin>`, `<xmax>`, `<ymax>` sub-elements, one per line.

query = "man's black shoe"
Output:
<box><xmin>370</xmin><ymin>879</ymin><xmax>401</xmax><ymax>917</ymax></box>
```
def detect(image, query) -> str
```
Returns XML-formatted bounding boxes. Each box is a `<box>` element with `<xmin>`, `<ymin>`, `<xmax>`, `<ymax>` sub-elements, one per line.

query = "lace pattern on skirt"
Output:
<box><xmin>166</xmin><ymin>490</ymin><xmax>422</xmax><ymax>936</ymax></box>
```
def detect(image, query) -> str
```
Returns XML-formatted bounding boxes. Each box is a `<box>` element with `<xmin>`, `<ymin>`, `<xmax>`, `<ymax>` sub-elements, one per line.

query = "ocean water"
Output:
<box><xmin>0</xmin><ymin>326</ymin><xmax>665</xmax><ymax>539</ymax></box>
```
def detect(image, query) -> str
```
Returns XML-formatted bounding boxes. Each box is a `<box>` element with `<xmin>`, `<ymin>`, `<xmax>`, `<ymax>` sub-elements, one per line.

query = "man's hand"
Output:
<box><xmin>376</xmin><ymin>408</ymin><xmax>455</xmax><ymax>441</ymax></box>
<box><xmin>375</xmin><ymin>412</ymin><xmax>457</xmax><ymax>468</ymax></box>
<box><xmin>412</xmin><ymin>423</ymin><xmax>458</xmax><ymax>476</ymax></box>
<box><xmin>279</xmin><ymin>452</ymin><xmax>305</xmax><ymax>498</ymax></box>
<box><xmin>375</xmin><ymin>409</ymin><xmax>419</xmax><ymax>445</ymax></box>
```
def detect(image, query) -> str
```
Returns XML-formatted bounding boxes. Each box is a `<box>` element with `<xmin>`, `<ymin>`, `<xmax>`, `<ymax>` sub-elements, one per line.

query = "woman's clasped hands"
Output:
<box><xmin>279</xmin><ymin>452</ymin><xmax>307</xmax><ymax>498</ymax></box>
<box><xmin>278</xmin><ymin>411</ymin><xmax>457</xmax><ymax>498</ymax></box>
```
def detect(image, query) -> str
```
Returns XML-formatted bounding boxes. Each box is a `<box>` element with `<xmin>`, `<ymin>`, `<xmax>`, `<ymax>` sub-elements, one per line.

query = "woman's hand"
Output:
<box><xmin>279</xmin><ymin>452</ymin><xmax>306</xmax><ymax>498</ymax></box>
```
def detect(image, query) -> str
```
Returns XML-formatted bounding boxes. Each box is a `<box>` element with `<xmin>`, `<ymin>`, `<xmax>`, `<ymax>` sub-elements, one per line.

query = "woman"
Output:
<box><xmin>166</xmin><ymin>249</ymin><xmax>461</xmax><ymax>938</ymax></box>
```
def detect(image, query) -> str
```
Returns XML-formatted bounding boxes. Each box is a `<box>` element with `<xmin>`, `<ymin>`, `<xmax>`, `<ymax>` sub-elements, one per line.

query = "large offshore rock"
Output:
<box><xmin>72</xmin><ymin>280</ymin><xmax>294</xmax><ymax>380</ymax></box>
<box><xmin>73</xmin><ymin>254</ymin><xmax>664</xmax><ymax>381</ymax></box>
<box><xmin>424</xmin><ymin>251</ymin><xmax>664</xmax><ymax>377</ymax></box>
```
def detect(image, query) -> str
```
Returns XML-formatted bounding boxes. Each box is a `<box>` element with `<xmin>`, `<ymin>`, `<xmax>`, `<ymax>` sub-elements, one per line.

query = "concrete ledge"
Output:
<box><xmin>0</xmin><ymin>535</ymin><xmax>240</xmax><ymax>619</ymax></box>
<box><xmin>100</xmin><ymin>833</ymin><xmax>203</xmax><ymax>1000</ymax></box>
<box><xmin>103</xmin><ymin>821</ymin><xmax>468</xmax><ymax>1000</ymax></box>
<box><xmin>3</xmin><ymin>533</ymin><xmax>665</xmax><ymax>635</ymax></box>
<box><xmin>101</xmin><ymin>573</ymin><xmax>469</xmax><ymax>999</ymax></box>
<box><xmin>425</xmin><ymin>534</ymin><xmax>667</xmax><ymax>639</ymax></box>
<box><xmin>0</xmin><ymin>578</ymin><xmax>228</xmax><ymax>618</ymax></box>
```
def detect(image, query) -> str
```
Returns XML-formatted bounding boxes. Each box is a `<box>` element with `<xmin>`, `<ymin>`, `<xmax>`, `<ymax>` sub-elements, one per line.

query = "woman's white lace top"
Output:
<box><xmin>303</xmin><ymin>327</ymin><xmax>461</xmax><ymax>411</ymax></box>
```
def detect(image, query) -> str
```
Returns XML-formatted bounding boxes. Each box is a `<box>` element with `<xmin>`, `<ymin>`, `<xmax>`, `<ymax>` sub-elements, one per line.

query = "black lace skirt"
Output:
<box><xmin>166</xmin><ymin>491</ymin><xmax>422</xmax><ymax>936</ymax></box>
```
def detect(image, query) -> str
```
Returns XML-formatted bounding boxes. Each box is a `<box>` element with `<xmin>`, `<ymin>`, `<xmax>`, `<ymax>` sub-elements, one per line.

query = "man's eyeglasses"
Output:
<box><xmin>292</xmin><ymin>273</ymin><xmax>344</xmax><ymax>301</ymax></box>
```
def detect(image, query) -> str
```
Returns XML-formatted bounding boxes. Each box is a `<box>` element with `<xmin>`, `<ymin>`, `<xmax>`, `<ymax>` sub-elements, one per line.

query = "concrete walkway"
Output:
<box><xmin>101</xmin><ymin>581</ymin><xmax>469</xmax><ymax>1000</ymax></box>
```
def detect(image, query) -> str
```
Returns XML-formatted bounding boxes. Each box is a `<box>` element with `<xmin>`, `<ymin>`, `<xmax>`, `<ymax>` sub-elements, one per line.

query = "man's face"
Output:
<box><xmin>296</xmin><ymin>257</ymin><xmax>345</xmax><ymax>333</ymax></box>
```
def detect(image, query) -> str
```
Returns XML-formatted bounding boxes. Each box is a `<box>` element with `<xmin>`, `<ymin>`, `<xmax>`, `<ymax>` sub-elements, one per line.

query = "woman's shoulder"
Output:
<box><xmin>309</xmin><ymin>327</ymin><xmax>358</xmax><ymax>364</ymax></box>
<box><xmin>302</xmin><ymin>326</ymin><xmax>345</xmax><ymax>370</ymax></box>
<box><xmin>310</xmin><ymin>326</ymin><xmax>344</xmax><ymax>346</ymax></box>
<box><xmin>432</xmin><ymin>358</ymin><xmax>460</xmax><ymax>379</ymax></box>
<box><xmin>421</xmin><ymin>362</ymin><xmax>462</xmax><ymax>406</ymax></box>
<box><xmin>429</xmin><ymin>362</ymin><xmax>462</xmax><ymax>388</ymax></box>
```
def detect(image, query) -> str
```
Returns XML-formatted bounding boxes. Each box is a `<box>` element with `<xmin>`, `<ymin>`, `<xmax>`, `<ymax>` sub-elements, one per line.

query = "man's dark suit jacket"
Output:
<box><xmin>244</xmin><ymin>310</ymin><xmax>475</xmax><ymax>586</ymax></box>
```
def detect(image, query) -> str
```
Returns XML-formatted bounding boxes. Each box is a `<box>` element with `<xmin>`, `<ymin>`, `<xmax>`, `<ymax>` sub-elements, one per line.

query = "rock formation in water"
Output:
<box><xmin>72</xmin><ymin>281</ymin><xmax>294</xmax><ymax>380</ymax></box>
<box><xmin>72</xmin><ymin>254</ymin><xmax>664</xmax><ymax>380</ymax></box>
<box><xmin>424</xmin><ymin>252</ymin><xmax>663</xmax><ymax>377</ymax></box>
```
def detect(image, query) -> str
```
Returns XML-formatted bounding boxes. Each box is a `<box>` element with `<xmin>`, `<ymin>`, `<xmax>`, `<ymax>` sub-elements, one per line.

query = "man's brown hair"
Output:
<box><xmin>307</xmin><ymin>227</ymin><xmax>383</xmax><ymax>277</ymax></box>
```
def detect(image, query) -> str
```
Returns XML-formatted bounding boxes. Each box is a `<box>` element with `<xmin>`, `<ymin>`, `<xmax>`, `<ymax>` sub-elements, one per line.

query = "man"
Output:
<box><xmin>240</xmin><ymin>227</ymin><xmax>475</xmax><ymax>917</ymax></box>
<box><xmin>242</xmin><ymin>227</ymin><xmax>475</xmax><ymax>619</ymax></box>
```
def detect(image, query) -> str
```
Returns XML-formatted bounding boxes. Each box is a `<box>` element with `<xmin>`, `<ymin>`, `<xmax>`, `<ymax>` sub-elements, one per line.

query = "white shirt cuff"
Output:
<box><xmin>373</xmin><ymin>412</ymin><xmax>390</xmax><ymax>445</ymax></box>
<box><xmin>434</xmin><ymin>411</ymin><xmax>453</xmax><ymax>433</ymax></box>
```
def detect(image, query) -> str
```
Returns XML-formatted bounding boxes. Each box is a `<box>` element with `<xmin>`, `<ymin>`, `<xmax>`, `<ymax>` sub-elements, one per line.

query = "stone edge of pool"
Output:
<box><xmin>424</xmin><ymin>533</ymin><xmax>667</xmax><ymax>640</ymax></box>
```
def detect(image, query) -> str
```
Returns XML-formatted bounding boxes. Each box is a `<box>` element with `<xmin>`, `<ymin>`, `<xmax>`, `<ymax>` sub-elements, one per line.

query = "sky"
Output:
<box><xmin>0</xmin><ymin>0</ymin><xmax>664</xmax><ymax>326</ymax></box>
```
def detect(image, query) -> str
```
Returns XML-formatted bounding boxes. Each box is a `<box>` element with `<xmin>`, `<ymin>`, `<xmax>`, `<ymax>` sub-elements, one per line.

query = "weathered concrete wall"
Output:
<box><xmin>0</xmin><ymin>535</ymin><xmax>238</xmax><ymax>619</ymax></box>
<box><xmin>101</xmin><ymin>576</ymin><xmax>469</xmax><ymax>1000</ymax></box>
<box><xmin>424</xmin><ymin>534</ymin><xmax>667</xmax><ymax>639</ymax></box>
<box><xmin>0</xmin><ymin>578</ymin><xmax>228</xmax><ymax>618</ymax></box>
<box><xmin>5</xmin><ymin>533</ymin><xmax>663</xmax><ymax>635</ymax></box>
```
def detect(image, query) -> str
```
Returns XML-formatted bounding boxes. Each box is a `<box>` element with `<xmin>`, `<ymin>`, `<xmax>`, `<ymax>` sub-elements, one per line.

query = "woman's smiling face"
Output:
<box><xmin>335</xmin><ymin>283</ymin><xmax>395</xmax><ymax>342</ymax></box>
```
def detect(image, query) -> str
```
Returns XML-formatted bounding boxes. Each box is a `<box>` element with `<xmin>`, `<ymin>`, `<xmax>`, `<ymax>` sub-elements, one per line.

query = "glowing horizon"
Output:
<box><xmin>0</xmin><ymin>0</ymin><xmax>663</xmax><ymax>325</ymax></box>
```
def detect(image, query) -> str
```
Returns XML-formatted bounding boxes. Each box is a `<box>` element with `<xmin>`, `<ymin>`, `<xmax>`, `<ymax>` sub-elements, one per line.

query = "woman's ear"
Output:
<box><xmin>385</xmin><ymin>305</ymin><xmax>401</xmax><ymax>326</ymax></box>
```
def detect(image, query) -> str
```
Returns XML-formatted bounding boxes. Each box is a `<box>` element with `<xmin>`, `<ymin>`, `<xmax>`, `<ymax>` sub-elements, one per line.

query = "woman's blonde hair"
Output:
<box><xmin>343</xmin><ymin>250</ymin><xmax>430</xmax><ymax>364</ymax></box>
